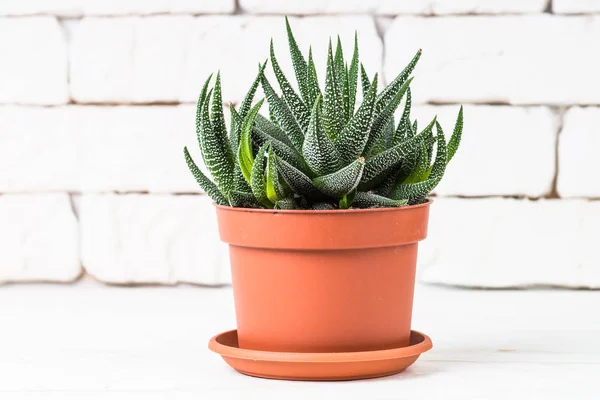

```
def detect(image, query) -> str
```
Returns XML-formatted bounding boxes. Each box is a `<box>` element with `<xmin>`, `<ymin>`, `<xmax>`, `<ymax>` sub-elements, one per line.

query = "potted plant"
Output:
<box><xmin>184</xmin><ymin>18</ymin><xmax>463</xmax><ymax>381</ymax></box>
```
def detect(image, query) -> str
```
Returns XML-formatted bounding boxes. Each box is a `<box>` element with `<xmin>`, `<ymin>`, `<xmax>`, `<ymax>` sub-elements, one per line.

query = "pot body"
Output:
<box><xmin>215</xmin><ymin>201</ymin><xmax>431</xmax><ymax>353</ymax></box>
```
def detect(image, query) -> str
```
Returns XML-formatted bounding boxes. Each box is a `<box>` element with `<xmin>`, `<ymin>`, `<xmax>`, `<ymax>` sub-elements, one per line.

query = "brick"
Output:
<box><xmin>557</xmin><ymin>107</ymin><xmax>600</xmax><ymax>197</ymax></box>
<box><xmin>0</xmin><ymin>106</ymin><xmax>78</xmax><ymax>192</ymax></box>
<box><xmin>385</xmin><ymin>16</ymin><xmax>600</xmax><ymax>105</ymax></box>
<box><xmin>0</xmin><ymin>17</ymin><xmax>68</xmax><ymax>105</ymax></box>
<box><xmin>240</xmin><ymin>0</ymin><xmax>548</xmax><ymax>15</ymax></box>
<box><xmin>77</xmin><ymin>105</ymin><xmax>205</xmax><ymax>193</ymax></box>
<box><xmin>0</xmin><ymin>0</ymin><xmax>234</xmax><ymax>16</ymax></box>
<box><xmin>553</xmin><ymin>0</ymin><xmax>600</xmax><ymax>13</ymax></box>
<box><xmin>0</xmin><ymin>194</ymin><xmax>80</xmax><ymax>284</ymax></box>
<box><xmin>69</xmin><ymin>16</ymin><xmax>382</xmax><ymax>104</ymax></box>
<box><xmin>410</xmin><ymin>105</ymin><xmax>557</xmax><ymax>197</ymax></box>
<box><xmin>80</xmin><ymin>194</ymin><xmax>230</xmax><ymax>285</ymax></box>
<box><xmin>419</xmin><ymin>198</ymin><xmax>600</xmax><ymax>288</ymax></box>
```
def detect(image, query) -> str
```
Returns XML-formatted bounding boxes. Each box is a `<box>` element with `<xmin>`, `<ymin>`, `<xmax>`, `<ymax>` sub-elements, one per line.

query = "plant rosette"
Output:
<box><xmin>184</xmin><ymin>17</ymin><xmax>463</xmax><ymax>380</ymax></box>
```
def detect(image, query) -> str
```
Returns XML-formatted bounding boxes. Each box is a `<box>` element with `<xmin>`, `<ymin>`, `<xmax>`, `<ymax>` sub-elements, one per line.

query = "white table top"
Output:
<box><xmin>1</xmin><ymin>280</ymin><xmax>598</xmax><ymax>399</ymax></box>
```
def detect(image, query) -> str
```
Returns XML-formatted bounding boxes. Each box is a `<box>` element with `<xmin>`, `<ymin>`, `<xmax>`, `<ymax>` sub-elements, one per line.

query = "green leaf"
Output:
<box><xmin>339</xmin><ymin>190</ymin><xmax>356</xmax><ymax>209</ymax></box>
<box><xmin>306</xmin><ymin>47</ymin><xmax>322</xmax><ymax>111</ymax></box>
<box><xmin>183</xmin><ymin>147</ymin><xmax>227</xmax><ymax>206</ymax></box>
<box><xmin>237</xmin><ymin>99</ymin><xmax>264</xmax><ymax>183</ymax></box>
<box><xmin>323</xmin><ymin>39</ymin><xmax>345</xmax><ymax>140</ymax></box>
<box><xmin>360</xmin><ymin>63</ymin><xmax>371</xmax><ymax>97</ymax></box>
<box><xmin>353</xmin><ymin>192</ymin><xmax>408</xmax><ymax>208</ymax></box>
<box><xmin>254</xmin><ymin>114</ymin><xmax>294</xmax><ymax>147</ymax></box>
<box><xmin>347</xmin><ymin>32</ymin><xmax>359</xmax><ymax>118</ymax></box>
<box><xmin>392</xmin><ymin>87</ymin><xmax>412</xmax><ymax>146</ymax></box>
<box><xmin>276</xmin><ymin>156</ymin><xmax>320</xmax><ymax>196</ymax></box>
<box><xmin>260</xmin><ymin>73</ymin><xmax>304</xmax><ymax>151</ymax></box>
<box><xmin>375</xmin><ymin>49</ymin><xmax>421</xmax><ymax>114</ymax></box>
<box><xmin>228</xmin><ymin>190</ymin><xmax>263</xmax><ymax>208</ymax></box>
<box><xmin>311</xmin><ymin>202</ymin><xmax>335</xmax><ymax>210</ymax></box>
<box><xmin>403</xmin><ymin>143</ymin><xmax>429</xmax><ymax>184</ymax></box>
<box><xmin>240</xmin><ymin>62</ymin><xmax>268</xmax><ymax>119</ymax></box>
<box><xmin>313</xmin><ymin>157</ymin><xmax>365</xmax><ymax>198</ymax></box>
<box><xmin>266</xmin><ymin>145</ymin><xmax>287</xmax><ymax>203</ymax></box>
<box><xmin>334</xmin><ymin>36</ymin><xmax>349</xmax><ymax>121</ymax></box>
<box><xmin>302</xmin><ymin>95</ymin><xmax>341</xmax><ymax>176</ymax></box>
<box><xmin>448</xmin><ymin>105</ymin><xmax>464</xmax><ymax>163</ymax></box>
<box><xmin>198</xmin><ymin>88</ymin><xmax>235</xmax><ymax>196</ymax></box>
<box><xmin>233</xmin><ymin>162</ymin><xmax>252</xmax><ymax>192</ymax></box>
<box><xmin>285</xmin><ymin>16</ymin><xmax>310</xmax><ymax>107</ymax></box>
<box><xmin>229</xmin><ymin>104</ymin><xmax>242</xmax><ymax>153</ymax></box>
<box><xmin>360</xmin><ymin>116</ymin><xmax>436</xmax><ymax>190</ymax></box>
<box><xmin>210</xmin><ymin>72</ymin><xmax>235</xmax><ymax>166</ymax></box>
<box><xmin>391</xmin><ymin>121</ymin><xmax>448</xmax><ymax>204</ymax></box>
<box><xmin>335</xmin><ymin>74</ymin><xmax>378</xmax><ymax>165</ymax></box>
<box><xmin>365</xmin><ymin>77</ymin><xmax>414</xmax><ymax>156</ymax></box>
<box><xmin>275</xmin><ymin>196</ymin><xmax>297</xmax><ymax>210</ymax></box>
<box><xmin>250</xmin><ymin>143</ymin><xmax>274</xmax><ymax>208</ymax></box>
<box><xmin>270</xmin><ymin>39</ymin><xmax>310</xmax><ymax>131</ymax></box>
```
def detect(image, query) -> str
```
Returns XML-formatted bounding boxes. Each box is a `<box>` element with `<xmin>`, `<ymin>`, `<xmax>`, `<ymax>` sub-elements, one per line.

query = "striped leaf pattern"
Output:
<box><xmin>183</xmin><ymin>19</ymin><xmax>464</xmax><ymax>209</ymax></box>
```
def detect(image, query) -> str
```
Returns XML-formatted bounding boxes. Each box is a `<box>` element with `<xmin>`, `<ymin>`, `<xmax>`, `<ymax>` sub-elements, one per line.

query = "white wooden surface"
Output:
<box><xmin>1</xmin><ymin>281</ymin><xmax>598</xmax><ymax>399</ymax></box>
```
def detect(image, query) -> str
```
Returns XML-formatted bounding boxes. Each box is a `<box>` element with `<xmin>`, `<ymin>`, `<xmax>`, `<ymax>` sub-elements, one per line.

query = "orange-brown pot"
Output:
<box><xmin>215</xmin><ymin>200</ymin><xmax>431</xmax><ymax>353</ymax></box>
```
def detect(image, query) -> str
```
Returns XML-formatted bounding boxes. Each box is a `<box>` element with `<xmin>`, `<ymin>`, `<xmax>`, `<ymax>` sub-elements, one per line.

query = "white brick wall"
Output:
<box><xmin>80</xmin><ymin>194</ymin><xmax>229</xmax><ymax>285</ymax></box>
<box><xmin>1</xmin><ymin>0</ymin><xmax>599</xmax><ymax>288</ymax></box>
<box><xmin>0</xmin><ymin>18</ymin><xmax>68</xmax><ymax>105</ymax></box>
<box><xmin>240</xmin><ymin>0</ymin><xmax>549</xmax><ymax>15</ymax></box>
<box><xmin>385</xmin><ymin>16</ymin><xmax>600</xmax><ymax>105</ymax></box>
<box><xmin>69</xmin><ymin>16</ymin><xmax>382</xmax><ymax>104</ymax></box>
<box><xmin>420</xmin><ymin>198</ymin><xmax>600</xmax><ymax>288</ymax></box>
<box><xmin>0</xmin><ymin>194</ymin><xmax>80</xmax><ymax>283</ymax></box>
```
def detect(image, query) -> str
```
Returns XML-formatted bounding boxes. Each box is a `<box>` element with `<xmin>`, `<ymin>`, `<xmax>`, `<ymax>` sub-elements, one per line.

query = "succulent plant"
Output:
<box><xmin>184</xmin><ymin>17</ymin><xmax>463</xmax><ymax>210</ymax></box>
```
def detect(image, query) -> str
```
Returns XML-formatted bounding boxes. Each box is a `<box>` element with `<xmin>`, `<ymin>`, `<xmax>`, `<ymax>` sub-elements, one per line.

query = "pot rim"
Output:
<box><xmin>214</xmin><ymin>198</ymin><xmax>433</xmax><ymax>214</ymax></box>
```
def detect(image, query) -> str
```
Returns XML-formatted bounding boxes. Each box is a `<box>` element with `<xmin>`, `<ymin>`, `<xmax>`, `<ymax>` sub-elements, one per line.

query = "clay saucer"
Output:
<box><xmin>208</xmin><ymin>330</ymin><xmax>432</xmax><ymax>381</ymax></box>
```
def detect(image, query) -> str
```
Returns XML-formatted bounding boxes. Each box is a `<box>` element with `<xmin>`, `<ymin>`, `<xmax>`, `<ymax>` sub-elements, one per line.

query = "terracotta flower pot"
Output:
<box><xmin>215</xmin><ymin>200</ymin><xmax>431</xmax><ymax>353</ymax></box>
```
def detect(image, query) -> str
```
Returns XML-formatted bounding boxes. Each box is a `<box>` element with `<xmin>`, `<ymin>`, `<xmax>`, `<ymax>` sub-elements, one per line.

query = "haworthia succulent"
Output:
<box><xmin>365</xmin><ymin>77</ymin><xmax>414</xmax><ymax>156</ymax></box>
<box><xmin>184</xmin><ymin>20</ymin><xmax>465</xmax><ymax>209</ymax></box>
<box><xmin>285</xmin><ymin>17</ymin><xmax>309</xmax><ymax>106</ymax></box>
<box><xmin>448</xmin><ymin>105</ymin><xmax>464</xmax><ymax>163</ymax></box>
<box><xmin>306</xmin><ymin>47</ymin><xmax>322</xmax><ymax>111</ymax></box>
<box><xmin>334</xmin><ymin>74</ymin><xmax>378</xmax><ymax>165</ymax></box>
<box><xmin>250</xmin><ymin>143</ymin><xmax>273</xmax><ymax>208</ymax></box>
<box><xmin>375</xmin><ymin>49</ymin><xmax>421</xmax><ymax>114</ymax></box>
<box><xmin>313</xmin><ymin>157</ymin><xmax>365</xmax><ymax>198</ymax></box>
<box><xmin>240</xmin><ymin>62</ymin><xmax>267</xmax><ymax>119</ymax></box>
<box><xmin>183</xmin><ymin>147</ymin><xmax>227</xmax><ymax>206</ymax></box>
<box><xmin>198</xmin><ymin>88</ymin><xmax>235</xmax><ymax>196</ymax></box>
<box><xmin>260</xmin><ymin>74</ymin><xmax>304</xmax><ymax>151</ymax></box>
<box><xmin>302</xmin><ymin>95</ymin><xmax>341</xmax><ymax>176</ymax></box>
<box><xmin>353</xmin><ymin>192</ymin><xmax>408</xmax><ymax>208</ymax></box>
<box><xmin>323</xmin><ymin>39</ymin><xmax>345</xmax><ymax>140</ymax></box>
<box><xmin>270</xmin><ymin>39</ymin><xmax>310</xmax><ymax>131</ymax></box>
<box><xmin>347</xmin><ymin>32</ymin><xmax>359</xmax><ymax>119</ymax></box>
<box><xmin>360</xmin><ymin>117</ymin><xmax>436</xmax><ymax>189</ymax></box>
<box><xmin>266</xmin><ymin>145</ymin><xmax>287</xmax><ymax>203</ymax></box>
<box><xmin>391</xmin><ymin>121</ymin><xmax>448</xmax><ymax>203</ymax></box>
<box><xmin>276</xmin><ymin>156</ymin><xmax>320</xmax><ymax>196</ymax></box>
<box><xmin>238</xmin><ymin>100</ymin><xmax>264</xmax><ymax>183</ymax></box>
<box><xmin>228</xmin><ymin>190</ymin><xmax>262</xmax><ymax>208</ymax></box>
